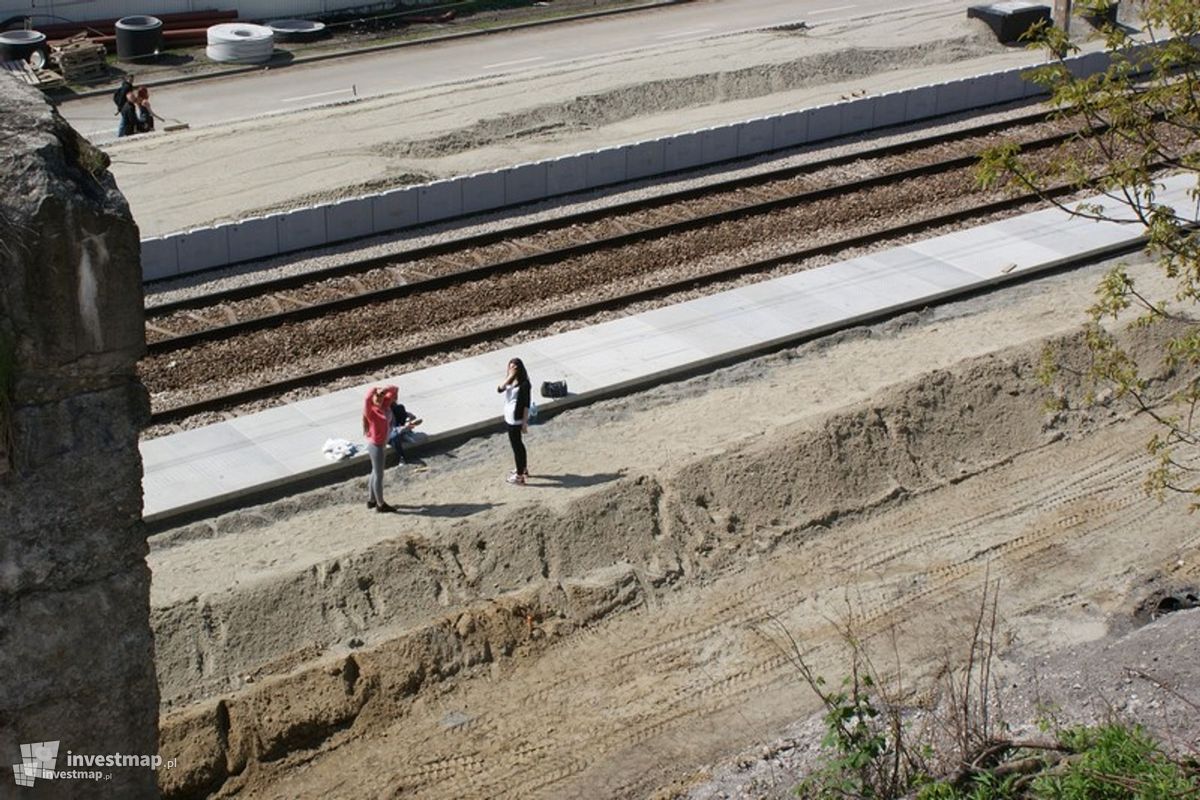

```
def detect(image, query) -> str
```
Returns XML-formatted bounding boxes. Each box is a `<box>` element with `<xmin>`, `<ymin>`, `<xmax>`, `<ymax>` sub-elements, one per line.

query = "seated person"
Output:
<box><xmin>388</xmin><ymin>402</ymin><xmax>422</xmax><ymax>463</ymax></box>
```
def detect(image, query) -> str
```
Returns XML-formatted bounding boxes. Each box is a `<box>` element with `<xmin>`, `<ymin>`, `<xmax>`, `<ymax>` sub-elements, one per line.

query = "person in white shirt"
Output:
<box><xmin>497</xmin><ymin>358</ymin><xmax>532</xmax><ymax>485</ymax></box>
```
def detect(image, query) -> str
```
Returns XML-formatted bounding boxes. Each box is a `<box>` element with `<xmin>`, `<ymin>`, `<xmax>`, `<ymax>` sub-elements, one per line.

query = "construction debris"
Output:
<box><xmin>0</xmin><ymin>58</ymin><xmax>65</xmax><ymax>90</ymax></box>
<box><xmin>49</xmin><ymin>33</ymin><xmax>108</xmax><ymax>83</ymax></box>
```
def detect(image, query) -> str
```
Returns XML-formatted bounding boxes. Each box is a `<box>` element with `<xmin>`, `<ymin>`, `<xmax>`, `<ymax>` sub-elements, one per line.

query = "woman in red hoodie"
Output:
<box><xmin>362</xmin><ymin>385</ymin><xmax>398</xmax><ymax>512</ymax></box>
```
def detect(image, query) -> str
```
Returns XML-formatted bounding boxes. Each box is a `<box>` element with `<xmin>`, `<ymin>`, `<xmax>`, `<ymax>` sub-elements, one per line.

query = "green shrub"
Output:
<box><xmin>1034</xmin><ymin>723</ymin><xmax>1199</xmax><ymax>800</ymax></box>
<box><xmin>913</xmin><ymin>723</ymin><xmax>1199</xmax><ymax>800</ymax></box>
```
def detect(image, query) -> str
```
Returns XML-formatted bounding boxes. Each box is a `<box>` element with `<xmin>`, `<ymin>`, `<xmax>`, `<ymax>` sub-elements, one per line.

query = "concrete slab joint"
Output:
<box><xmin>547</xmin><ymin>154</ymin><xmax>589</xmax><ymax>196</ymax></box>
<box><xmin>228</xmin><ymin>216</ymin><xmax>282</xmax><ymax>264</ymax></box>
<box><xmin>277</xmin><ymin>206</ymin><xmax>328</xmax><ymax>253</ymax></box>
<box><xmin>371</xmin><ymin>187</ymin><xmax>419</xmax><ymax>235</ymax></box>
<box><xmin>700</xmin><ymin>126</ymin><xmax>739</xmax><ymax>165</ymax></box>
<box><xmin>176</xmin><ymin>226</ymin><xmax>231</xmax><ymax>274</ymax></box>
<box><xmin>418</xmin><ymin>178</ymin><xmax>466</xmax><ymax>224</ymax></box>
<box><xmin>736</xmin><ymin>118</ymin><xmax>775</xmax><ymax>157</ymax></box>
<box><xmin>626</xmin><ymin>140</ymin><xmax>666</xmax><ymax>180</ymax></box>
<box><xmin>505</xmin><ymin>163</ymin><xmax>549</xmax><ymax>206</ymax></box>
<box><xmin>585</xmin><ymin>148</ymin><xmax>628</xmax><ymax>190</ymax></box>
<box><xmin>462</xmin><ymin>170</ymin><xmax>507</xmax><ymax>215</ymax></box>
<box><xmin>325</xmin><ymin>197</ymin><xmax>374</xmax><ymax>244</ymax></box>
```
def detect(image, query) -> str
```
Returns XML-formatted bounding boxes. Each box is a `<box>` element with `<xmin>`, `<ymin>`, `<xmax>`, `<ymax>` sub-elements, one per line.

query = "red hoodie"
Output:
<box><xmin>363</xmin><ymin>386</ymin><xmax>398</xmax><ymax>445</ymax></box>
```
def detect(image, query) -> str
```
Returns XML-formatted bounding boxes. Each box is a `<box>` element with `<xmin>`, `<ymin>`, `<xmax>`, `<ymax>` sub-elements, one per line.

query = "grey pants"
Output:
<box><xmin>367</xmin><ymin>442</ymin><xmax>386</xmax><ymax>505</ymax></box>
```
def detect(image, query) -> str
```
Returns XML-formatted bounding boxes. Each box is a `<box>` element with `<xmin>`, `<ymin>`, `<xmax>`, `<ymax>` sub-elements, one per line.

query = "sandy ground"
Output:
<box><xmin>103</xmin><ymin>3</ymin><xmax>1075</xmax><ymax>237</ymax></box>
<box><xmin>120</xmin><ymin>3</ymin><xmax>1200</xmax><ymax>797</ymax></box>
<box><xmin>150</xmin><ymin>258</ymin><xmax>1200</xmax><ymax>799</ymax></box>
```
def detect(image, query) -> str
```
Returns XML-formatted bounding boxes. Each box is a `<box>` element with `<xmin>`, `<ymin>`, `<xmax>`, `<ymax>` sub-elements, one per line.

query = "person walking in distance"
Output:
<box><xmin>132</xmin><ymin>86</ymin><xmax>155</xmax><ymax>133</ymax></box>
<box><xmin>497</xmin><ymin>358</ymin><xmax>532</xmax><ymax>485</ymax></box>
<box><xmin>114</xmin><ymin>75</ymin><xmax>136</xmax><ymax>138</ymax></box>
<box><xmin>362</xmin><ymin>385</ymin><xmax>398</xmax><ymax>511</ymax></box>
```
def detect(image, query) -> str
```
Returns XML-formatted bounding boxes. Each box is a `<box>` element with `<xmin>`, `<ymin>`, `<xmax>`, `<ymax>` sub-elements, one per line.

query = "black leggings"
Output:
<box><xmin>507</xmin><ymin>424</ymin><xmax>527</xmax><ymax>475</ymax></box>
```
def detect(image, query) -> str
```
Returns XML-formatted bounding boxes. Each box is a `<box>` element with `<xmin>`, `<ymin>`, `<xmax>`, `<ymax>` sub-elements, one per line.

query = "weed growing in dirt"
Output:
<box><xmin>977</xmin><ymin>0</ymin><xmax>1200</xmax><ymax>507</ymax></box>
<box><xmin>917</xmin><ymin>722</ymin><xmax>1200</xmax><ymax>800</ymax></box>
<box><xmin>795</xmin><ymin>665</ymin><xmax>904</xmax><ymax>799</ymax></box>
<box><xmin>764</xmin><ymin>605</ymin><xmax>939</xmax><ymax>799</ymax></box>
<box><xmin>770</xmin><ymin>582</ymin><xmax>1200</xmax><ymax>799</ymax></box>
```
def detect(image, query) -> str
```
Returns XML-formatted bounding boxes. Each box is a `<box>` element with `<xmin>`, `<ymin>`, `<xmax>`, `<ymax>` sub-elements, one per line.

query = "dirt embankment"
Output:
<box><xmin>151</xmin><ymin>315</ymin><xmax>1200</xmax><ymax>799</ymax></box>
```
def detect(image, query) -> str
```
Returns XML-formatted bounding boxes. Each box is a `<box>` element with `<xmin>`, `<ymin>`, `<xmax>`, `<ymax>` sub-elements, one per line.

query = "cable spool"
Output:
<box><xmin>206</xmin><ymin>23</ymin><xmax>274</xmax><ymax>64</ymax></box>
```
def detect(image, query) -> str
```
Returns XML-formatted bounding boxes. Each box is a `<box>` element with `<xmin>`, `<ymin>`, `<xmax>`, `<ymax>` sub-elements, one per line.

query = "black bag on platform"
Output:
<box><xmin>540</xmin><ymin>380</ymin><xmax>568</xmax><ymax>399</ymax></box>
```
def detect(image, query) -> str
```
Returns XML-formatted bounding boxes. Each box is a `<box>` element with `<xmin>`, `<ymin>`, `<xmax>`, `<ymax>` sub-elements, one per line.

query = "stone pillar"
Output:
<box><xmin>0</xmin><ymin>80</ymin><xmax>158</xmax><ymax>797</ymax></box>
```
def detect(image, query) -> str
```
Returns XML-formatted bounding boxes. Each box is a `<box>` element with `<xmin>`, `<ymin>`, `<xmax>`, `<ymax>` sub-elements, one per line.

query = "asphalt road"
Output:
<box><xmin>58</xmin><ymin>0</ymin><xmax>960</xmax><ymax>141</ymax></box>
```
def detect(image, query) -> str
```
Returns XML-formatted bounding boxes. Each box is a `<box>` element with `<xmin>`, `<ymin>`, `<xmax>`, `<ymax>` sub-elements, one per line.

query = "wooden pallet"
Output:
<box><xmin>1</xmin><ymin>59</ymin><xmax>66</xmax><ymax>90</ymax></box>
<box><xmin>59</xmin><ymin>62</ymin><xmax>106</xmax><ymax>82</ymax></box>
<box><xmin>50</xmin><ymin>33</ymin><xmax>107</xmax><ymax>83</ymax></box>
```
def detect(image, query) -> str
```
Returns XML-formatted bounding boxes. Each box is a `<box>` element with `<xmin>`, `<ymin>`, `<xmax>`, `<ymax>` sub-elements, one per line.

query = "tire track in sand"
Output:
<box><xmin>239</xmin><ymin>417</ymin><xmax>1196</xmax><ymax>799</ymax></box>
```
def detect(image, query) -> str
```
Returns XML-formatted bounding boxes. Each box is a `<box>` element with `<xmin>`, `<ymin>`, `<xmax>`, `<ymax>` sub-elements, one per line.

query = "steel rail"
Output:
<box><xmin>145</xmin><ymin>125</ymin><xmax>1084</xmax><ymax>356</ymax></box>
<box><xmin>145</xmin><ymin>107</ymin><xmax>1060</xmax><ymax>316</ymax></box>
<box><xmin>150</xmin><ymin>182</ymin><xmax>1099</xmax><ymax>426</ymax></box>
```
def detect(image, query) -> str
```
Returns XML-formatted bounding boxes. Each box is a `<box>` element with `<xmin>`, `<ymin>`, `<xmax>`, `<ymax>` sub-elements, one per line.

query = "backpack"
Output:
<box><xmin>540</xmin><ymin>380</ymin><xmax>568</xmax><ymax>399</ymax></box>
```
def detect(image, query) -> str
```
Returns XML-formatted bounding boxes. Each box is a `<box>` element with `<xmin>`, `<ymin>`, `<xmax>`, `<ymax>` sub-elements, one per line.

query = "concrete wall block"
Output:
<box><xmin>736</xmin><ymin>118</ymin><xmax>775</xmax><ymax>157</ymax></box>
<box><xmin>663</xmin><ymin>130</ymin><xmax>704</xmax><ymax>172</ymax></box>
<box><xmin>585</xmin><ymin>147</ymin><xmax>628</xmax><ymax>189</ymax></box>
<box><xmin>904</xmin><ymin>85</ymin><xmax>938</xmax><ymax>123</ymax></box>
<box><xmin>935</xmin><ymin>78</ymin><xmax>972</xmax><ymax>116</ymax></box>
<box><xmin>840</xmin><ymin>98</ymin><xmax>874</xmax><ymax>135</ymax></box>
<box><xmin>462</xmin><ymin>170</ymin><xmax>507</xmax><ymax>214</ymax></box>
<box><xmin>626</xmin><ymin>140</ymin><xmax>666</xmax><ymax>180</ymax></box>
<box><xmin>418</xmin><ymin>179</ymin><xmax>464</xmax><ymax>224</ymax></box>
<box><xmin>325</xmin><ymin>196</ymin><xmax>373</xmax><ymax>244</ymax></box>
<box><xmin>505</xmin><ymin>163</ymin><xmax>548</xmax><ymax>205</ymax></box>
<box><xmin>965</xmin><ymin>73</ymin><xmax>1000</xmax><ymax>108</ymax></box>
<box><xmin>1022</xmin><ymin>69</ymin><xmax>1049</xmax><ymax>98</ymax></box>
<box><xmin>871</xmin><ymin>92</ymin><xmax>908</xmax><ymax>128</ymax></box>
<box><xmin>806</xmin><ymin>104</ymin><xmax>841</xmax><ymax>143</ymax></box>
<box><xmin>227</xmin><ymin>216</ymin><xmax>280</xmax><ymax>265</ymax></box>
<box><xmin>772</xmin><ymin>110</ymin><xmax>809</xmax><ymax>150</ymax></box>
<box><xmin>1068</xmin><ymin>51</ymin><xmax>1110</xmax><ymax>79</ymax></box>
<box><xmin>140</xmin><ymin>236</ymin><xmax>179</xmax><ymax>282</ymax></box>
<box><xmin>993</xmin><ymin>68</ymin><xmax>1027</xmax><ymax>104</ymax></box>
<box><xmin>546</xmin><ymin>155</ymin><xmax>588</xmax><ymax>195</ymax></box>
<box><xmin>276</xmin><ymin>206</ymin><xmax>327</xmax><ymax>253</ymax></box>
<box><xmin>175</xmin><ymin>226</ymin><xmax>230</xmax><ymax>275</ymax></box>
<box><xmin>371</xmin><ymin>187</ymin><xmax>418</xmax><ymax>234</ymax></box>
<box><xmin>701</xmin><ymin>125</ymin><xmax>739</xmax><ymax>164</ymax></box>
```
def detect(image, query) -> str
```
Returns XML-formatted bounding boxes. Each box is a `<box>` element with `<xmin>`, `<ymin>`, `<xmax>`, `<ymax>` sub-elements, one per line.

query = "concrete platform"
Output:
<box><xmin>140</xmin><ymin>175</ymin><xmax>1198</xmax><ymax>525</ymax></box>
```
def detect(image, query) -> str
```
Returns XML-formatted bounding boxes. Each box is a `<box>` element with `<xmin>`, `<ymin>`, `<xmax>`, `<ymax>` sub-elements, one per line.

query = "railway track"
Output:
<box><xmin>142</xmin><ymin>110</ymin><xmax>1159</xmax><ymax>429</ymax></box>
<box><xmin>145</xmin><ymin>108</ymin><xmax>1068</xmax><ymax>347</ymax></box>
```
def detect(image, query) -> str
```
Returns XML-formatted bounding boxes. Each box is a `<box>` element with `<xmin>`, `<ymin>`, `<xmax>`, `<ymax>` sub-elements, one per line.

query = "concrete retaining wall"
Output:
<box><xmin>140</xmin><ymin>51</ymin><xmax>1114</xmax><ymax>281</ymax></box>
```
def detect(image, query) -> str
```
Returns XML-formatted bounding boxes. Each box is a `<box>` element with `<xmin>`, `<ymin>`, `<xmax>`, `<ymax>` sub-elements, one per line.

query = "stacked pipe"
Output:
<box><xmin>22</xmin><ymin>10</ymin><xmax>240</xmax><ymax>53</ymax></box>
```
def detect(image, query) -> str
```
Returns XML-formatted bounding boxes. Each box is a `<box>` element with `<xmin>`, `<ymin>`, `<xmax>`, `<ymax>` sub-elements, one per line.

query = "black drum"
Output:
<box><xmin>115</xmin><ymin>16</ymin><xmax>163</xmax><ymax>62</ymax></box>
<box><xmin>0</xmin><ymin>29</ymin><xmax>47</xmax><ymax>63</ymax></box>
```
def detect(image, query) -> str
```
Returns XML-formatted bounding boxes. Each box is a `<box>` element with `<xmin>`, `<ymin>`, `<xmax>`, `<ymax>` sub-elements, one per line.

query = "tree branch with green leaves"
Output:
<box><xmin>977</xmin><ymin>0</ymin><xmax>1200</xmax><ymax>506</ymax></box>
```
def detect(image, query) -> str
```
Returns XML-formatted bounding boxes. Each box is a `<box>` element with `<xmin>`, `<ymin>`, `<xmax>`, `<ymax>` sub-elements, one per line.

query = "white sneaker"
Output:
<box><xmin>506</xmin><ymin>473</ymin><xmax>526</xmax><ymax>485</ymax></box>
